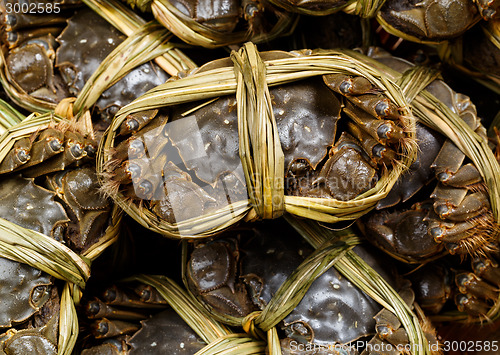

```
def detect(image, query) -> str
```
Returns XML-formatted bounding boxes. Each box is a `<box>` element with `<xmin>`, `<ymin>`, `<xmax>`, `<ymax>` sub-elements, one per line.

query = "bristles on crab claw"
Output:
<box><xmin>443</xmin><ymin>212</ymin><xmax>500</xmax><ymax>259</ymax></box>
<box><xmin>99</xmin><ymin>158</ymin><xmax>124</xmax><ymax>198</ymax></box>
<box><xmin>413</xmin><ymin>303</ymin><xmax>443</xmax><ymax>355</ymax></box>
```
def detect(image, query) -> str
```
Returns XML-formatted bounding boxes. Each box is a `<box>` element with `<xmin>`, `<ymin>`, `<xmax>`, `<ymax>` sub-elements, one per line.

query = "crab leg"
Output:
<box><xmin>86</xmin><ymin>299</ymin><xmax>148</xmax><ymax>320</ymax></box>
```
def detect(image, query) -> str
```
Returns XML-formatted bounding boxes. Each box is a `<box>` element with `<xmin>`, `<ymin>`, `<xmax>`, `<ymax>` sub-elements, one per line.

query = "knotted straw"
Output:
<box><xmin>99</xmin><ymin>43</ymin><xmax>417</xmax><ymax>239</ymax></box>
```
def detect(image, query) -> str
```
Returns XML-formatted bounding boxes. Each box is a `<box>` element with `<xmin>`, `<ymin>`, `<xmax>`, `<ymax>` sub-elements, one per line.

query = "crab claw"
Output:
<box><xmin>455</xmin><ymin>293</ymin><xmax>490</xmax><ymax>317</ymax></box>
<box><xmin>455</xmin><ymin>272</ymin><xmax>499</xmax><ymax>301</ymax></box>
<box><xmin>472</xmin><ymin>258</ymin><xmax>500</xmax><ymax>286</ymax></box>
<box><xmin>433</xmin><ymin>192</ymin><xmax>490</xmax><ymax>222</ymax></box>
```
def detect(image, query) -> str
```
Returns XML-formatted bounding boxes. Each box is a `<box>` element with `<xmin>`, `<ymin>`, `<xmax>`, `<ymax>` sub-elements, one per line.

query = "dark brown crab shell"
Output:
<box><xmin>165</xmin><ymin>76</ymin><xmax>340</xmax><ymax>185</ymax></box>
<box><xmin>363</xmin><ymin>204</ymin><xmax>446</xmax><ymax>264</ymax></box>
<box><xmin>127</xmin><ymin>308</ymin><xmax>205</xmax><ymax>354</ymax></box>
<box><xmin>0</xmin><ymin>257</ymin><xmax>53</xmax><ymax>328</ymax></box>
<box><xmin>377</xmin><ymin>0</ymin><xmax>479</xmax><ymax>43</ymax></box>
<box><xmin>280</xmin><ymin>246</ymin><xmax>396</xmax><ymax>347</ymax></box>
<box><xmin>0</xmin><ymin>174</ymin><xmax>69</xmax><ymax>240</ymax></box>
<box><xmin>56</xmin><ymin>8</ymin><xmax>169</xmax><ymax>125</ymax></box>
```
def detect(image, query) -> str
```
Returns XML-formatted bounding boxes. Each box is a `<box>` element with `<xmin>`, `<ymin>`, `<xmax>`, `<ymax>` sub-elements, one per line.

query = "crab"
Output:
<box><xmin>103</xmin><ymin>71</ymin><xmax>410</xmax><ymax>226</ymax></box>
<box><xmin>55</xmin><ymin>8</ymin><xmax>169</xmax><ymax>125</ymax></box>
<box><xmin>185</xmin><ymin>219</ymin><xmax>433</xmax><ymax>353</ymax></box>
<box><xmin>0</xmin><ymin>1</ymin><xmax>80</xmax><ymax>104</ymax></box>
<box><xmin>0</xmin><ymin>4</ymin><xmax>169</xmax><ymax>127</ymax></box>
<box><xmin>407</xmin><ymin>262</ymin><xmax>453</xmax><ymax>315</ymax></box>
<box><xmin>361</xmin><ymin>49</ymin><xmax>499</xmax><ymax>259</ymax></box>
<box><xmin>0</xmin><ymin>121</ymin><xmax>112</xmax><ymax>254</ymax></box>
<box><xmin>264</xmin><ymin>0</ymin><xmax>351</xmax><ymax>15</ymax></box>
<box><xmin>78</xmin><ymin>283</ymin><xmax>205</xmax><ymax>354</ymax></box>
<box><xmin>454</xmin><ymin>256</ymin><xmax>500</xmax><ymax>317</ymax></box>
<box><xmin>377</xmin><ymin>0</ymin><xmax>479</xmax><ymax>42</ymax></box>
<box><xmin>360</xmin><ymin>281</ymin><xmax>441</xmax><ymax>355</ymax></box>
<box><xmin>126</xmin><ymin>0</ymin><xmax>296</xmax><ymax>47</ymax></box>
<box><xmin>473</xmin><ymin>0</ymin><xmax>500</xmax><ymax>19</ymax></box>
<box><xmin>0</xmin><ymin>257</ymin><xmax>60</xmax><ymax>355</ymax></box>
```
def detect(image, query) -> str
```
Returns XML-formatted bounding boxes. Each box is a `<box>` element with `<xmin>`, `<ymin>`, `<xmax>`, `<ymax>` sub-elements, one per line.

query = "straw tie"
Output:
<box><xmin>242</xmin><ymin>311</ymin><xmax>266</xmax><ymax>340</ymax></box>
<box><xmin>231</xmin><ymin>43</ymin><xmax>285</xmax><ymax>220</ymax></box>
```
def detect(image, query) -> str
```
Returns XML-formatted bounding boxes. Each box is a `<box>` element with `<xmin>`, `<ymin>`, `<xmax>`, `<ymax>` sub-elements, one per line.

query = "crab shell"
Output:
<box><xmin>0</xmin><ymin>257</ymin><xmax>53</xmax><ymax>328</ymax></box>
<box><xmin>377</xmin><ymin>0</ymin><xmax>479</xmax><ymax>42</ymax></box>
<box><xmin>127</xmin><ymin>308</ymin><xmax>205</xmax><ymax>354</ymax></box>
<box><xmin>280</xmin><ymin>245</ymin><xmax>397</xmax><ymax>347</ymax></box>
<box><xmin>165</xmin><ymin>75</ymin><xmax>339</xmax><ymax>186</ymax></box>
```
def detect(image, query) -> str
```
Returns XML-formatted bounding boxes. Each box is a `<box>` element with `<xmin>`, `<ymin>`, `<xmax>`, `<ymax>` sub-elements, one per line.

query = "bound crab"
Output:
<box><xmin>406</xmin><ymin>252</ymin><xmax>500</xmax><ymax>320</ymax></box>
<box><xmin>0</xmin><ymin>0</ymin><xmax>79</xmax><ymax>105</ymax></box>
<box><xmin>77</xmin><ymin>284</ymin><xmax>206</xmax><ymax>354</ymax></box>
<box><xmin>122</xmin><ymin>0</ymin><xmax>297</xmax><ymax>47</ymax></box>
<box><xmin>101</xmin><ymin>57</ymin><xmax>412</xmax><ymax>230</ymax></box>
<box><xmin>185</xmin><ymin>219</ymin><xmax>440</xmax><ymax>353</ymax></box>
<box><xmin>0</xmin><ymin>115</ymin><xmax>112</xmax><ymax>253</ymax></box>
<box><xmin>360</xmin><ymin>49</ymin><xmax>499</xmax><ymax>260</ymax></box>
<box><xmin>0</xmin><ymin>3</ymin><xmax>169</xmax><ymax>126</ymax></box>
<box><xmin>77</xmin><ymin>282</ymin><xmax>205</xmax><ymax>354</ymax></box>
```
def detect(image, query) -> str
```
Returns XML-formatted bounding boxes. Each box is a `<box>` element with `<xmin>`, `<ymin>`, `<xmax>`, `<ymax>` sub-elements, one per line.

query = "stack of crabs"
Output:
<box><xmin>1</xmin><ymin>0</ymin><xmax>500</xmax><ymax>354</ymax></box>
